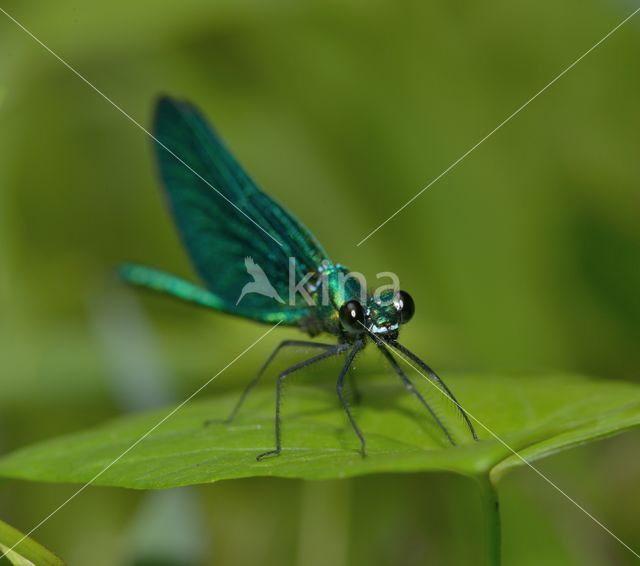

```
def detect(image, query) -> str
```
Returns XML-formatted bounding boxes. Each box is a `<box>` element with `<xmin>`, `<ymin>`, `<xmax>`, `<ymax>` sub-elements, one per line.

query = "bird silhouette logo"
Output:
<box><xmin>236</xmin><ymin>256</ymin><xmax>285</xmax><ymax>305</ymax></box>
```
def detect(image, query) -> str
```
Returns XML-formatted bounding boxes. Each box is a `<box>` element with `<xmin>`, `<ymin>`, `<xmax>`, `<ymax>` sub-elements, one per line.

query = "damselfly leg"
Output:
<box><xmin>205</xmin><ymin>339</ymin><xmax>335</xmax><ymax>426</ymax></box>
<box><xmin>388</xmin><ymin>340</ymin><xmax>478</xmax><ymax>441</ymax></box>
<box><xmin>377</xmin><ymin>342</ymin><xmax>455</xmax><ymax>445</ymax></box>
<box><xmin>335</xmin><ymin>339</ymin><xmax>367</xmax><ymax>456</ymax></box>
<box><xmin>257</xmin><ymin>343</ymin><xmax>349</xmax><ymax>461</ymax></box>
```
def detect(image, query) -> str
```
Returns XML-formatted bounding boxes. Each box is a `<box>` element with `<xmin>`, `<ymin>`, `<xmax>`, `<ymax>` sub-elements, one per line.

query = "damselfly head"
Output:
<box><xmin>338</xmin><ymin>289</ymin><xmax>415</xmax><ymax>340</ymax></box>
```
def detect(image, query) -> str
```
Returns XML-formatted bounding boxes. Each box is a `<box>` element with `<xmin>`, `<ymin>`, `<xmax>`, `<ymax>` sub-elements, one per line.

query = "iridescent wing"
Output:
<box><xmin>121</xmin><ymin>96</ymin><xmax>329</xmax><ymax>325</ymax></box>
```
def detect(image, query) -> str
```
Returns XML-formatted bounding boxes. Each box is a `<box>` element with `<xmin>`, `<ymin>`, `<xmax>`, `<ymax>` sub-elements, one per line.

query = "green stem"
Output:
<box><xmin>477</xmin><ymin>476</ymin><xmax>501</xmax><ymax>566</ymax></box>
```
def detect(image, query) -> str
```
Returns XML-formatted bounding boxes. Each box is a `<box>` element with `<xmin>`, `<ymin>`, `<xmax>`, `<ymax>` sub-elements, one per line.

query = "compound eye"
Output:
<box><xmin>339</xmin><ymin>300</ymin><xmax>365</xmax><ymax>333</ymax></box>
<box><xmin>397</xmin><ymin>290</ymin><xmax>415</xmax><ymax>324</ymax></box>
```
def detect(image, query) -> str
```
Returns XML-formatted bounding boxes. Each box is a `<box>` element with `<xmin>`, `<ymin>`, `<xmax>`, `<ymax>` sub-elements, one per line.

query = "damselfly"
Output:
<box><xmin>121</xmin><ymin>97</ymin><xmax>478</xmax><ymax>459</ymax></box>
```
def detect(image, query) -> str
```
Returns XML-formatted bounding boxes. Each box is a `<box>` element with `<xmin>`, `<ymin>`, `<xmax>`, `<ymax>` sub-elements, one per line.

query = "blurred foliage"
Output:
<box><xmin>0</xmin><ymin>0</ymin><xmax>639</xmax><ymax>564</ymax></box>
<box><xmin>0</xmin><ymin>518</ymin><xmax>63</xmax><ymax>566</ymax></box>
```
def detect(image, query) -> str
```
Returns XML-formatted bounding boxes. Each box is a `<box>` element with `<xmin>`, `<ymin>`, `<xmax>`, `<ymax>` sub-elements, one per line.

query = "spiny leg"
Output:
<box><xmin>377</xmin><ymin>342</ymin><xmax>455</xmax><ymax>446</ymax></box>
<box><xmin>336</xmin><ymin>339</ymin><xmax>367</xmax><ymax>457</ymax></box>
<box><xmin>348</xmin><ymin>363</ymin><xmax>362</xmax><ymax>404</ymax></box>
<box><xmin>389</xmin><ymin>340</ymin><xmax>478</xmax><ymax>441</ymax></box>
<box><xmin>257</xmin><ymin>343</ymin><xmax>348</xmax><ymax>461</ymax></box>
<box><xmin>206</xmin><ymin>339</ymin><xmax>335</xmax><ymax>426</ymax></box>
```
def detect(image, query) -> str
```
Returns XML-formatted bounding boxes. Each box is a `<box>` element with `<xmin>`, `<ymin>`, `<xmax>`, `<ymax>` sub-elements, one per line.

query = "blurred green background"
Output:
<box><xmin>1</xmin><ymin>0</ymin><xmax>639</xmax><ymax>564</ymax></box>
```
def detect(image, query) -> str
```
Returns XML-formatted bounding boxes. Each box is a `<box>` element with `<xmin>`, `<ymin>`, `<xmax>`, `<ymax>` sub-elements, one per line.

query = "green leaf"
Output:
<box><xmin>0</xmin><ymin>374</ymin><xmax>638</xmax><ymax>489</ymax></box>
<box><xmin>0</xmin><ymin>519</ymin><xmax>63</xmax><ymax>566</ymax></box>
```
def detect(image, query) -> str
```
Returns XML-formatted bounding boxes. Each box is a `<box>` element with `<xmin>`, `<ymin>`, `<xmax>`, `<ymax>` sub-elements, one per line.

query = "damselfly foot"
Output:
<box><xmin>256</xmin><ymin>449</ymin><xmax>280</xmax><ymax>461</ymax></box>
